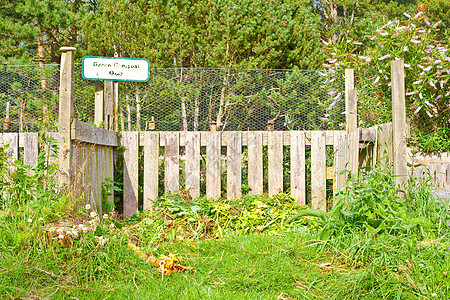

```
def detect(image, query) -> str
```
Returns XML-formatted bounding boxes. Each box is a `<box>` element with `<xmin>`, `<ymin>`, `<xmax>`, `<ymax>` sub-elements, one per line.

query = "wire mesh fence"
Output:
<box><xmin>1</xmin><ymin>64</ymin><xmax>348</xmax><ymax>133</ymax></box>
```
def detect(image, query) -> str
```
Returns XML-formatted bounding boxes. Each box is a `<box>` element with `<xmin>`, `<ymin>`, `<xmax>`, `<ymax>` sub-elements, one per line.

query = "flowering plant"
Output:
<box><xmin>322</xmin><ymin>11</ymin><xmax>449</xmax><ymax>133</ymax></box>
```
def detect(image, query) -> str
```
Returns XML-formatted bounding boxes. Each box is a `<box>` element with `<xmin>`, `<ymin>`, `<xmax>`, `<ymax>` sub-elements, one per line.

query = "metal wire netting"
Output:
<box><xmin>1</xmin><ymin>64</ymin><xmax>346</xmax><ymax>132</ymax></box>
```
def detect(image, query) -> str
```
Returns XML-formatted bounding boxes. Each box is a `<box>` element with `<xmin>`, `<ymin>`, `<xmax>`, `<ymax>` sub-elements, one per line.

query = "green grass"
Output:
<box><xmin>1</xmin><ymin>143</ymin><xmax>449</xmax><ymax>299</ymax></box>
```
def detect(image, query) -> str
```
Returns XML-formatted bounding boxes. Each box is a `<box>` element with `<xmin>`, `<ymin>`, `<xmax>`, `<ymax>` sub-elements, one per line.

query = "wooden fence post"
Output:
<box><xmin>94</xmin><ymin>81</ymin><xmax>104</xmax><ymax>127</ymax></box>
<box><xmin>58</xmin><ymin>47</ymin><xmax>76</xmax><ymax>191</ymax></box>
<box><xmin>391</xmin><ymin>60</ymin><xmax>408</xmax><ymax>189</ymax></box>
<box><xmin>345</xmin><ymin>69</ymin><xmax>355</xmax><ymax>133</ymax></box>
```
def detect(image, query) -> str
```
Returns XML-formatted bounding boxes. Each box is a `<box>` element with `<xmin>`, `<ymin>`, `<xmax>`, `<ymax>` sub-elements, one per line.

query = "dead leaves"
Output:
<box><xmin>127</xmin><ymin>242</ymin><xmax>194</xmax><ymax>277</ymax></box>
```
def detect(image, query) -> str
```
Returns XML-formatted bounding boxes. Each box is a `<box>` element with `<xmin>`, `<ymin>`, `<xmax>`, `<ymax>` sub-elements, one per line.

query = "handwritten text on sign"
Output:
<box><xmin>82</xmin><ymin>56</ymin><xmax>150</xmax><ymax>82</ymax></box>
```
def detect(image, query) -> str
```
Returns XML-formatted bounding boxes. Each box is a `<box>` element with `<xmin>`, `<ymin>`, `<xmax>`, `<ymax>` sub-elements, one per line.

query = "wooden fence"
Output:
<box><xmin>6</xmin><ymin>48</ymin><xmax>449</xmax><ymax>217</ymax></box>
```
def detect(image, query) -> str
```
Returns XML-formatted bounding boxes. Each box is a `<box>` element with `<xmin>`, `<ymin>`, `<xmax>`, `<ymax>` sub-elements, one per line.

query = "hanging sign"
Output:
<box><xmin>82</xmin><ymin>56</ymin><xmax>150</xmax><ymax>82</ymax></box>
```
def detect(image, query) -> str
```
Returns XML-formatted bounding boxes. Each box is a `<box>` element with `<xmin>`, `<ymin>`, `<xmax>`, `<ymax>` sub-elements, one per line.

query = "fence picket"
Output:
<box><xmin>311</xmin><ymin>131</ymin><xmax>326</xmax><ymax>211</ymax></box>
<box><xmin>144</xmin><ymin>132</ymin><xmax>159</xmax><ymax>209</ymax></box>
<box><xmin>227</xmin><ymin>131</ymin><xmax>242</xmax><ymax>199</ymax></box>
<box><xmin>185</xmin><ymin>132</ymin><xmax>200</xmax><ymax>199</ymax></box>
<box><xmin>348</xmin><ymin>128</ymin><xmax>359</xmax><ymax>176</ymax></box>
<box><xmin>205</xmin><ymin>132</ymin><xmax>221</xmax><ymax>198</ymax></box>
<box><xmin>248</xmin><ymin>131</ymin><xmax>263</xmax><ymax>195</ymax></box>
<box><xmin>290</xmin><ymin>131</ymin><xmax>306</xmax><ymax>205</ymax></box>
<box><xmin>165</xmin><ymin>132</ymin><xmax>180</xmax><ymax>193</ymax></box>
<box><xmin>435</xmin><ymin>164</ymin><xmax>446</xmax><ymax>188</ymax></box>
<box><xmin>268</xmin><ymin>131</ymin><xmax>283</xmax><ymax>196</ymax></box>
<box><xmin>334</xmin><ymin>132</ymin><xmax>347</xmax><ymax>193</ymax></box>
<box><xmin>19</xmin><ymin>132</ymin><xmax>38</xmax><ymax>168</ymax></box>
<box><xmin>123</xmin><ymin>132</ymin><xmax>139</xmax><ymax>216</ymax></box>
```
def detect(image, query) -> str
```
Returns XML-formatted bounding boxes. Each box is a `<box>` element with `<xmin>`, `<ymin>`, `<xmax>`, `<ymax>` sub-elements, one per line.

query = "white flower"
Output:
<box><xmin>431</xmin><ymin>293</ymin><xmax>437</xmax><ymax>297</ymax></box>
<box><xmin>403</xmin><ymin>12</ymin><xmax>411</xmax><ymax>18</ymax></box>
<box><xmin>414</xmin><ymin>106</ymin><xmax>422</xmax><ymax>114</ymax></box>
<box><xmin>396</xmin><ymin>26</ymin><xmax>406</xmax><ymax>31</ymax></box>
<box><xmin>322</xmin><ymin>40</ymin><xmax>329</xmax><ymax>46</ymax></box>
<box><xmin>404</xmin><ymin>64</ymin><xmax>411</xmax><ymax>68</ymax></box>
<box><xmin>38</xmin><ymin>217</ymin><xmax>43</xmax><ymax>222</ymax></box>
<box><xmin>411</xmin><ymin>39</ymin><xmax>421</xmax><ymax>44</ymax></box>
<box><xmin>85</xmin><ymin>204</ymin><xmax>91</xmax><ymax>210</ymax></box>
<box><xmin>403</xmin><ymin>46</ymin><xmax>408</xmax><ymax>52</ymax></box>
<box><xmin>425</xmin><ymin>19</ymin><xmax>430</xmax><ymax>26</ymax></box>
<box><xmin>405</xmin><ymin>91</ymin><xmax>417</xmax><ymax>96</ymax></box>
<box><xmin>103</xmin><ymin>214</ymin><xmax>108</xmax><ymax>220</ymax></box>
<box><xmin>90</xmin><ymin>211</ymin><xmax>97</xmax><ymax>218</ymax></box>
<box><xmin>370</xmin><ymin>36</ymin><xmax>376</xmax><ymax>40</ymax></box>
<box><xmin>419</xmin><ymin>263</ymin><xmax>424</xmax><ymax>267</ymax></box>
<box><xmin>413</xmin><ymin>80</ymin><xmax>422</xmax><ymax>84</ymax></box>
<box><xmin>28</xmin><ymin>218</ymin><xmax>33</xmax><ymax>223</ymax></box>
<box><xmin>433</xmin><ymin>21</ymin><xmax>442</xmax><ymax>28</ymax></box>
<box><xmin>423</xmin><ymin>66</ymin><xmax>432</xmax><ymax>72</ymax></box>
<box><xmin>414</xmin><ymin>11</ymin><xmax>423</xmax><ymax>19</ymax></box>
<box><xmin>378</xmin><ymin>32</ymin><xmax>388</xmax><ymax>36</ymax></box>
<box><xmin>372</xmin><ymin>76</ymin><xmax>380</xmax><ymax>84</ymax></box>
<box><xmin>424</xmin><ymin>100</ymin><xmax>432</xmax><ymax>107</ymax></box>
<box><xmin>378</xmin><ymin>54</ymin><xmax>391</xmax><ymax>60</ymax></box>
<box><xmin>434</xmin><ymin>60</ymin><xmax>441</xmax><ymax>64</ymax></box>
<box><xmin>58</xmin><ymin>234</ymin><xmax>64</xmax><ymax>239</ymax></box>
<box><xmin>419</xmin><ymin>93</ymin><xmax>423</xmax><ymax>99</ymax></box>
<box><xmin>109</xmin><ymin>223</ymin><xmax>115</xmax><ymax>229</ymax></box>
<box><xmin>418</xmin><ymin>29</ymin><xmax>426</xmax><ymax>33</ymax></box>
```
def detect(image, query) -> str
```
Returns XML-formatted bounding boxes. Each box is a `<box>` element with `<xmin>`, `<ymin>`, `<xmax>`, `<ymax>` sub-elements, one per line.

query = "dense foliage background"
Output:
<box><xmin>0</xmin><ymin>0</ymin><xmax>448</xmax><ymax>148</ymax></box>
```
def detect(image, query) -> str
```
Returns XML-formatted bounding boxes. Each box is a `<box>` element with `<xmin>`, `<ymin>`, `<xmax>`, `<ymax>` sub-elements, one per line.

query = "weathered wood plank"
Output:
<box><xmin>435</xmin><ymin>163</ymin><xmax>447</xmax><ymax>188</ymax></box>
<box><xmin>348</xmin><ymin>128</ymin><xmax>360</xmax><ymax>176</ymax></box>
<box><xmin>122</xmin><ymin>132</ymin><xmax>139</xmax><ymax>216</ymax></box>
<box><xmin>94</xmin><ymin>81</ymin><xmax>104</xmax><ymax>127</ymax></box>
<box><xmin>447</xmin><ymin>164</ymin><xmax>450</xmax><ymax>188</ymax></box>
<box><xmin>227</xmin><ymin>131</ymin><xmax>242</xmax><ymax>199</ymax></box>
<box><xmin>3</xmin><ymin>133</ymin><xmax>19</xmax><ymax>172</ymax></box>
<box><xmin>71</xmin><ymin>120</ymin><xmax>118</xmax><ymax>146</ymax></box>
<box><xmin>391</xmin><ymin>60</ymin><xmax>408</xmax><ymax>188</ymax></box>
<box><xmin>19</xmin><ymin>132</ymin><xmax>39</xmax><ymax>168</ymax></box>
<box><xmin>165</xmin><ymin>132</ymin><xmax>180</xmax><ymax>193</ymax></box>
<box><xmin>345</xmin><ymin>69</ymin><xmax>355</xmax><ymax>133</ymax></box>
<box><xmin>143</xmin><ymin>132</ymin><xmax>159</xmax><ymax>209</ymax></box>
<box><xmin>334</xmin><ymin>131</ymin><xmax>347</xmax><ymax>193</ymax></box>
<box><xmin>347</xmin><ymin>89</ymin><xmax>358</xmax><ymax>134</ymax></box>
<box><xmin>311</xmin><ymin>131</ymin><xmax>326</xmax><ymax>211</ymax></box>
<box><xmin>290</xmin><ymin>131</ymin><xmax>306</xmax><ymax>205</ymax></box>
<box><xmin>268</xmin><ymin>131</ymin><xmax>283</xmax><ymax>196</ymax></box>
<box><xmin>185</xmin><ymin>132</ymin><xmax>201</xmax><ymax>199</ymax></box>
<box><xmin>205</xmin><ymin>132</ymin><xmax>221</xmax><ymax>198</ymax></box>
<box><xmin>106</xmin><ymin>146</ymin><xmax>114</xmax><ymax>204</ymax></box>
<box><xmin>58</xmin><ymin>47</ymin><xmax>75</xmax><ymax>190</ymax></box>
<box><xmin>247</xmin><ymin>131</ymin><xmax>263</xmax><ymax>195</ymax></box>
<box><xmin>138</xmin><ymin>130</ymin><xmax>344</xmax><ymax>147</ymax></box>
<box><xmin>104</xmin><ymin>81</ymin><xmax>114</xmax><ymax>130</ymax></box>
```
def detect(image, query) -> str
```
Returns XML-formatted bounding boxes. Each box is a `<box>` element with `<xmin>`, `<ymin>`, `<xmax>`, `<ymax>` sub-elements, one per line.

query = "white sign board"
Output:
<box><xmin>82</xmin><ymin>56</ymin><xmax>150</xmax><ymax>82</ymax></box>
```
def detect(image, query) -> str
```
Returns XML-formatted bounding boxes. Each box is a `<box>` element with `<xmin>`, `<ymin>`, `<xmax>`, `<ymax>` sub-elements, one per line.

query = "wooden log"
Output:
<box><xmin>247</xmin><ymin>131</ymin><xmax>263</xmax><ymax>195</ymax></box>
<box><xmin>143</xmin><ymin>132</ymin><xmax>159</xmax><ymax>209</ymax></box>
<box><xmin>122</xmin><ymin>131</ymin><xmax>139</xmax><ymax>216</ymax></box>
<box><xmin>165</xmin><ymin>132</ymin><xmax>179</xmax><ymax>193</ymax></box>
<box><xmin>205</xmin><ymin>132</ymin><xmax>221</xmax><ymax>198</ymax></box>
<box><xmin>185</xmin><ymin>132</ymin><xmax>200</xmax><ymax>199</ymax></box>
<box><xmin>290</xmin><ymin>131</ymin><xmax>306</xmax><ymax>205</ymax></box>
<box><xmin>311</xmin><ymin>131</ymin><xmax>326</xmax><ymax>211</ymax></box>
<box><xmin>227</xmin><ymin>131</ymin><xmax>242</xmax><ymax>199</ymax></box>
<box><xmin>391</xmin><ymin>60</ymin><xmax>408</xmax><ymax>189</ymax></box>
<box><xmin>268</xmin><ymin>131</ymin><xmax>283</xmax><ymax>196</ymax></box>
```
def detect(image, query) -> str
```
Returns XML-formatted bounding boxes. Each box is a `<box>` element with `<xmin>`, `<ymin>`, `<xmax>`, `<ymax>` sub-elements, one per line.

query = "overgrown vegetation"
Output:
<box><xmin>1</xmin><ymin>141</ymin><xmax>449</xmax><ymax>299</ymax></box>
